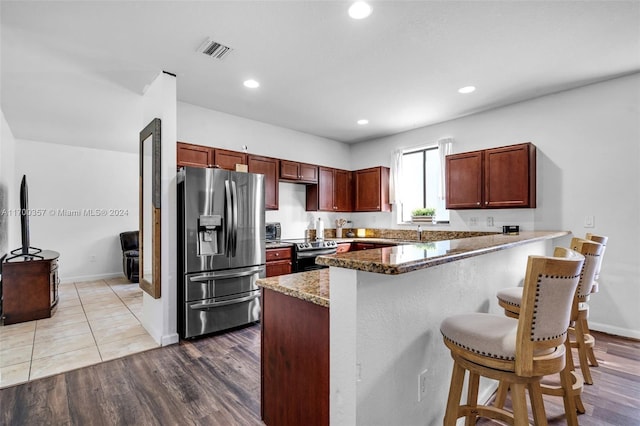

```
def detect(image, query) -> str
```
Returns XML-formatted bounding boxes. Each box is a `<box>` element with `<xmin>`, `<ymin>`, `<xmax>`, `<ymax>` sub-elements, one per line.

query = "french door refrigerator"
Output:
<box><xmin>178</xmin><ymin>166</ymin><xmax>265</xmax><ymax>338</ymax></box>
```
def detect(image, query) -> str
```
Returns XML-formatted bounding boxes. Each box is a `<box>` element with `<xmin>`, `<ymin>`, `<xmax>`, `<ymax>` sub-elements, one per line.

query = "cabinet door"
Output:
<box><xmin>280</xmin><ymin>160</ymin><xmax>300</xmax><ymax>180</ymax></box>
<box><xmin>214</xmin><ymin>149</ymin><xmax>247</xmax><ymax>171</ymax></box>
<box><xmin>445</xmin><ymin>151</ymin><xmax>483</xmax><ymax>209</ymax></box>
<box><xmin>248</xmin><ymin>155</ymin><xmax>279</xmax><ymax>210</ymax></box>
<box><xmin>299</xmin><ymin>163</ymin><xmax>318</xmax><ymax>183</ymax></box>
<box><xmin>333</xmin><ymin>169</ymin><xmax>352</xmax><ymax>212</ymax></box>
<box><xmin>266</xmin><ymin>260</ymin><xmax>292</xmax><ymax>277</ymax></box>
<box><xmin>177</xmin><ymin>142</ymin><xmax>212</xmax><ymax>168</ymax></box>
<box><xmin>354</xmin><ymin>167</ymin><xmax>391</xmax><ymax>212</ymax></box>
<box><xmin>318</xmin><ymin>167</ymin><xmax>335</xmax><ymax>211</ymax></box>
<box><xmin>485</xmin><ymin>143</ymin><xmax>536</xmax><ymax>208</ymax></box>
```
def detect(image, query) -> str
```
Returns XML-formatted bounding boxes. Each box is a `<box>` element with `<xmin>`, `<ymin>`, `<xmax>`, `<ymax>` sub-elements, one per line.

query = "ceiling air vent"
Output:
<box><xmin>197</xmin><ymin>38</ymin><xmax>233</xmax><ymax>60</ymax></box>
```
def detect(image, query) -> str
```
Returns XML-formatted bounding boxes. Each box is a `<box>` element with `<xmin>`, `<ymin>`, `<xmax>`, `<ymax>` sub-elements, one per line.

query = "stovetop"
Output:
<box><xmin>267</xmin><ymin>238</ymin><xmax>337</xmax><ymax>251</ymax></box>
<box><xmin>293</xmin><ymin>240</ymin><xmax>337</xmax><ymax>251</ymax></box>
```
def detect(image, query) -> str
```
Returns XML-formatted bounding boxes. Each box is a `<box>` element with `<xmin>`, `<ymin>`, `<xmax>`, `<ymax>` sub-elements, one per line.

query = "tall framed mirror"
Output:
<box><xmin>139</xmin><ymin>118</ymin><xmax>161</xmax><ymax>298</ymax></box>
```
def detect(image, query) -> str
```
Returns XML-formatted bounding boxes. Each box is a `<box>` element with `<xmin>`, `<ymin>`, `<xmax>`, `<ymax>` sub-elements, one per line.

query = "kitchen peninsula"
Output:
<box><xmin>257</xmin><ymin>231</ymin><xmax>570</xmax><ymax>425</ymax></box>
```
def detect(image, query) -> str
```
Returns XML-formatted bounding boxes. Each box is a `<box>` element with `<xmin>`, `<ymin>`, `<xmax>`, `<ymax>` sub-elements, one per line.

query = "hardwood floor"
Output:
<box><xmin>0</xmin><ymin>324</ymin><xmax>262</xmax><ymax>425</ymax></box>
<box><xmin>477</xmin><ymin>330</ymin><xmax>640</xmax><ymax>426</ymax></box>
<box><xmin>1</xmin><ymin>327</ymin><xmax>638</xmax><ymax>425</ymax></box>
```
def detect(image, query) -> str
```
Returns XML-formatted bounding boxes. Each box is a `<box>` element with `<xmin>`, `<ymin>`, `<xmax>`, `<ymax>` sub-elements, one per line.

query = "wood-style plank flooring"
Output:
<box><xmin>1</xmin><ymin>327</ymin><xmax>638</xmax><ymax>425</ymax></box>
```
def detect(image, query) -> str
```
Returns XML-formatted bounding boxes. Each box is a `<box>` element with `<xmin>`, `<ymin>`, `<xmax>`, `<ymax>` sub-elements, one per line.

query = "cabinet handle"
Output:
<box><xmin>476</xmin><ymin>202</ymin><xmax>480</xmax><ymax>205</ymax></box>
<box><xmin>485</xmin><ymin>201</ymin><xmax>488</xmax><ymax>205</ymax></box>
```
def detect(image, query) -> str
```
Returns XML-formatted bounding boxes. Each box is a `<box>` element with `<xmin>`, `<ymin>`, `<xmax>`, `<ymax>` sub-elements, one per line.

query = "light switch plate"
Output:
<box><xmin>584</xmin><ymin>215</ymin><xmax>595</xmax><ymax>228</ymax></box>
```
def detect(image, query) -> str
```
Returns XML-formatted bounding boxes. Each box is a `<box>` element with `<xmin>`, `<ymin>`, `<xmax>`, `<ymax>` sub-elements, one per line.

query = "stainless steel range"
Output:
<box><xmin>292</xmin><ymin>240</ymin><xmax>337</xmax><ymax>272</ymax></box>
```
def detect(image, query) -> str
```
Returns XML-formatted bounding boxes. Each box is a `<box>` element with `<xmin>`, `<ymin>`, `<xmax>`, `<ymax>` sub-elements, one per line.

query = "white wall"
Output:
<box><xmin>178</xmin><ymin>102</ymin><xmax>352</xmax><ymax>170</ymax></box>
<box><xmin>13</xmin><ymin>139</ymin><xmax>138</xmax><ymax>282</ymax></box>
<box><xmin>350</xmin><ymin>73</ymin><xmax>640</xmax><ymax>338</ymax></box>
<box><xmin>140</xmin><ymin>72</ymin><xmax>179</xmax><ymax>347</ymax></box>
<box><xmin>1</xmin><ymin>109</ymin><xmax>18</xmax><ymax>256</ymax></box>
<box><xmin>15</xmin><ymin>140</ymin><xmax>138</xmax><ymax>282</ymax></box>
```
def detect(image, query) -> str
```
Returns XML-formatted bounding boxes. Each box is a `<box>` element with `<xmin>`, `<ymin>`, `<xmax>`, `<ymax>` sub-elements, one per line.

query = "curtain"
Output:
<box><xmin>389</xmin><ymin>149</ymin><xmax>404</xmax><ymax>205</ymax></box>
<box><xmin>437</xmin><ymin>138</ymin><xmax>454</xmax><ymax>200</ymax></box>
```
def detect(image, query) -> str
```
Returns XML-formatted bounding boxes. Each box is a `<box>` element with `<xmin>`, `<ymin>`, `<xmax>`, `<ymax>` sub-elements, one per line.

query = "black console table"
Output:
<box><xmin>1</xmin><ymin>250</ymin><xmax>60</xmax><ymax>325</ymax></box>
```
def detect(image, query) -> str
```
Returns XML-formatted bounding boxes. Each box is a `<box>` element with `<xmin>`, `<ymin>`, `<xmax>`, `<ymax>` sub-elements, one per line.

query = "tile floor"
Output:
<box><xmin>0</xmin><ymin>277</ymin><xmax>159</xmax><ymax>389</ymax></box>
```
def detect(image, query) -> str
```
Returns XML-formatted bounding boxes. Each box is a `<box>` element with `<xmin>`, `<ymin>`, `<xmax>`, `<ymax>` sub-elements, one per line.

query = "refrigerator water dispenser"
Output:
<box><xmin>198</xmin><ymin>214</ymin><xmax>222</xmax><ymax>255</ymax></box>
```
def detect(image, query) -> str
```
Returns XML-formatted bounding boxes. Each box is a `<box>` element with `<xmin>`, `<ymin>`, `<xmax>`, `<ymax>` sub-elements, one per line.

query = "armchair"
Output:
<box><xmin>119</xmin><ymin>231</ymin><xmax>139</xmax><ymax>282</ymax></box>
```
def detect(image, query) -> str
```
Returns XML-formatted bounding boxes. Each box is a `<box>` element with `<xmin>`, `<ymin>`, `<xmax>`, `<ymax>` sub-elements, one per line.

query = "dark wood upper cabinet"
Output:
<box><xmin>306</xmin><ymin>167</ymin><xmax>352</xmax><ymax>212</ymax></box>
<box><xmin>446</xmin><ymin>142</ymin><xmax>536</xmax><ymax>209</ymax></box>
<box><xmin>248</xmin><ymin>155</ymin><xmax>279</xmax><ymax>210</ymax></box>
<box><xmin>280</xmin><ymin>160</ymin><xmax>318</xmax><ymax>183</ymax></box>
<box><xmin>213</xmin><ymin>148</ymin><xmax>247</xmax><ymax>171</ymax></box>
<box><xmin>177</xmin><ymin>142</ymin><xmax>212</xmax><ymax>168</ymax></box>
<box><xmin>333</xmin><ymin>169</ymin><xmax>353</xmax><ymax>212</ymax></box>
<box><xmin>354</xmin><ymin>166</ymin><xmax>391</xmax><ymax>212</ymax></box>
<box><xmin>445</xmin><ymin>150</ymin><xmax>483</xmax><ymax>209</ymax></box>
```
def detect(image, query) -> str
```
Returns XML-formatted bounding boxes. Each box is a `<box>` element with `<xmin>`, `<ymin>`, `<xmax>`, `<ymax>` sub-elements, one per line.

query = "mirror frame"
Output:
<box><xmin>139</xmin><ymin>118</ymin><xmax>161</xmax><ymax>299</ymax></box>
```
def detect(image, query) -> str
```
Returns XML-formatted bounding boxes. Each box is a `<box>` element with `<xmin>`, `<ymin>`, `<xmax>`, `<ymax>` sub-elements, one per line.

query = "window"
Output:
<box><xmin>400</xmin><ymin>146</ymin><xmax>449</xmax><ymax>223</ymax></box>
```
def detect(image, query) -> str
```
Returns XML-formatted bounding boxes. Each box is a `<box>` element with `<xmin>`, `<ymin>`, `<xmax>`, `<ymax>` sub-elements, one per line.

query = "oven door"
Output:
<box><xmin>294</xmin><ymin>248</ymin><xmax>336</xmax><ymax>272</ymax></box>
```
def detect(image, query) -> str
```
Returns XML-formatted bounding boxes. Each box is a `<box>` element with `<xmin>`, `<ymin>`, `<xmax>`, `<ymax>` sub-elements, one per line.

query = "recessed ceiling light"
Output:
<box><xmin>458</xmin><ymin>86</ymin><xmax>476</xmax><ymax>94</ymax></box>
<box><xmin>243</xmin><ymin>79</ymin><xmax>260</xmax><ymax>89</ymax></box>
<box><xmin>357</xmin><ymin>119</ymin><xmax>369</xmax><ymax>125</ymax></box>
<box><xmin>349</xmin><ymin>2</ymin><xmax>372</xmax><ymax>19</ymax></box>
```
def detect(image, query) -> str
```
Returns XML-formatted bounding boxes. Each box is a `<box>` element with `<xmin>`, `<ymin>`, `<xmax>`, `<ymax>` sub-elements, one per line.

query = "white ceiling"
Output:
<box><xmin>2</xmin><ymin>1</ymin><xmax>639</xmax><ymax>153</ymax></box>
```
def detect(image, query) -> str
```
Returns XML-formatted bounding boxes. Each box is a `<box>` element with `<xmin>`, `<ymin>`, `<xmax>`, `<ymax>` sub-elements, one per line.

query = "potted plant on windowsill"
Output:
<box><xmin>411</xmin><ymin>207</ymin><xmax>436</xmax><ymax>222</ymax></box>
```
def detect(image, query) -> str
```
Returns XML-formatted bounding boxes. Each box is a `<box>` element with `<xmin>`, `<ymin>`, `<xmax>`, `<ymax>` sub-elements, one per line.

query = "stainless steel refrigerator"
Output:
<box><xmin>177</xmin><ymin>166</ymin><xmax>265</xmax><ymax>338</ymax></box>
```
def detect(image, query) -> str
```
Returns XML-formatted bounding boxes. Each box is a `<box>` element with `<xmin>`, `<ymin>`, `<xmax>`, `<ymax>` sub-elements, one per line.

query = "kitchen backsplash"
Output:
<box><xmin>309</xmin><ymin>228</ymin><xmax>498</xmax><ymax>242</ymax></box>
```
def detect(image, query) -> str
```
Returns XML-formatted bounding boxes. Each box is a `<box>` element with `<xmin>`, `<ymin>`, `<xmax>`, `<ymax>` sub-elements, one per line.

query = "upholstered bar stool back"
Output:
<box><xmin>440</xmin><ymin>248</ymin><xmax>584</xmax><ymax>426</ymax></box>
<box><xmin>497</xmin><ymin>238</ymin><xmax>603</xmax><ymax>386</ymax></box>
<box><xmin>585</xmin><ymin>233</ymin><xmax>608</xmax><ymax>292</ymax></box>
<box><xmin>581</xmin><ymin>233</ymin><xmax>608</xmax><ymax>368</ymax></box>
<box><xmin>497</xmin><ymin>238</ymin><xmax>602</xmax><ymax>320</ymax></box>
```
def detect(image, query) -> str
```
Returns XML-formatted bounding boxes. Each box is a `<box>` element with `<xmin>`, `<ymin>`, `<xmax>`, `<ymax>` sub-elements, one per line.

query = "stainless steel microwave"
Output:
<box><xmin>265</xmin><ymin>222</ymin><xmax>281</xmax><ymax>242</ymax></box>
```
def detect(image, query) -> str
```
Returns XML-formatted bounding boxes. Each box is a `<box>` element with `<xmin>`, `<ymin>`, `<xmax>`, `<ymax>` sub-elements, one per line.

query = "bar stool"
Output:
<box><xmin>580</xmin><ymin>233</ymin><xmax>608</xmax><ymax>367</ymax></box>
<box><xmin>441</xmin><ymin>248</ymin><xmax>584</xmax><ymax>426</ymax></box>
<box><xmin>497</xmin><ymin>237</ymin><xmax>602</xmax><ymax>385</ymax></box>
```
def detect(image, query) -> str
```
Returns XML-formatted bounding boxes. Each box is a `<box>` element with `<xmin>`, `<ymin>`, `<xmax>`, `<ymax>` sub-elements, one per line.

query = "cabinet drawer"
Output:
<box><xmin>266</xmin><ymin>247</ymin><xmax>292</xmax><ymax>261</ymax></box>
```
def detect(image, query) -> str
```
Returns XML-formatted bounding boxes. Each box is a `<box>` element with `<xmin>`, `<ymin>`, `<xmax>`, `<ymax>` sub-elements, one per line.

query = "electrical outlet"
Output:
<box><xmin>418</xmin><ymin>369</ymin><xmax>429</xmax><ymax>401</ymax></box>
<box><xmin>469</xmin><ymin>217</ymin><xmax>478</xmax><ymax>226</ymax></box>
<box><xmin>487</xmin><ymin>217</ymin><xmax>494</xmax><ymax>227</ymax></box>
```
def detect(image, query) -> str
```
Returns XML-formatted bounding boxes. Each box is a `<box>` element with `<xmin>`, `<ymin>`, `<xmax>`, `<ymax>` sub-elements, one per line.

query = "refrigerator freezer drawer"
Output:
<box><xmin>184</xmin><ymin>266</ymin><xmax>264</xmax><ymax>302</ymax></box>
<box><xmin>183</xmin><ymin>292</ymin><xmax>260</xmax><ymax>338</ymax></box>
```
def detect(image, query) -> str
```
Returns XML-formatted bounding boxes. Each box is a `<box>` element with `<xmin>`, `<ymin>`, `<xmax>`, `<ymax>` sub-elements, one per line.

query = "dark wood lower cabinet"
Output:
<box><xmin>1</xmin><ymin>250</ymin><xmax>60</xmax><ymax>325</ymax></box>
<box><xmin>261</xmin><ymin>288</ymin><xmax>329</xmax><ymax>426</ymax></box>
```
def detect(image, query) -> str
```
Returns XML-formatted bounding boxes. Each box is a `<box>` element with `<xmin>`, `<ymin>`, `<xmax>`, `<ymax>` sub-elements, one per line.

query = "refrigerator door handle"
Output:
<box><xmin>231</xmin><ymin>180</ymin><xmax>238</xmax><ymax>256</ymax></box>
<box><xmin>189</xmin><ymin>293</ymin><xmax>260</xmax><ymax>310</ymax></box>
<box><xmin>188</xmin><ymin>266</ymin><xmax>265</xmax><ymax>282</ymax></box>
<box><xmin>225</xmin><ymin>179</ymin><xmax>233</xmax><ymax>257</ymax></box>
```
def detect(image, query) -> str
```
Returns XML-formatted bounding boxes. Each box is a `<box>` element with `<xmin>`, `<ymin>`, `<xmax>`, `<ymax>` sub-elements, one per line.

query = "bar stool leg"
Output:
<box><xmin>494</xmin><ymin>381</ymin><xmax>509</xmax><ymax>409</ymax></box>
<box><xmin>444</xmin><ymin>361</ymin><xmax>466</xmax><ymax>426</ymax></box>
<box><xmin>466</xmin><ymin>372</ymin><xmax>480</xmax><ymax>426</ymax></box>
<box><xmin>581</xmin><ymin>316</ymin><xmax>599</xmax><ymax>366</ymax></box>
<box><xmin>510</xmin><ymin>382</ymin><xmax>533</xmax><ymax>426</ymax></box>
<box><xmin>528</xmin><ymin>381</ymin><xmax>548</xmax><ymax>426</ymax></box>
<box><xmin>573</xmin><ymin>318</ymin><xmax>594</xmax><ymax>385</ymax></box>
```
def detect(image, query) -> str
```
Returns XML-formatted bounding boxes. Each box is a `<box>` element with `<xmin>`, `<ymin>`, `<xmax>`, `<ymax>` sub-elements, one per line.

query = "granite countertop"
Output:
<box><xmin>265</xmin><ymin>241</ymin><xmax>295</xmax><ymax>249</ymax></box>
<box><xmin>257</xmin><ymin>231</ymin><xmax>569</xmax><ymax>306</ymax></box>
<box><xmin>257</xmin><ymin>269</ymin><xmax>329</xmax><ymax>307</ymax></box>
<box><xmin>317</xmin><ymin>231</ymin><xmax>569</xmax><ymax>274</ymax></box>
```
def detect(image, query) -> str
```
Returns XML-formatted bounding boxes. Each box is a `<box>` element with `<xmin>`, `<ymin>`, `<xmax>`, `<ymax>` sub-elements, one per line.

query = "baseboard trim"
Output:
<box><xmin>60</xmin><ymin>272</ymin><xmax>126</xmax><ymax>284</ymax></box>
<box><xmin>589</xmin><ymin>321</ymin><xmax>640</xmax><ymax>340</ymax></box>
<box><xmin>161</xmin><ymin>333</ymin><xmax>180</xmax><ymax>347</ymax></box>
